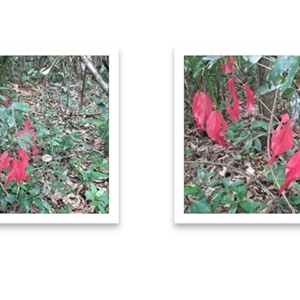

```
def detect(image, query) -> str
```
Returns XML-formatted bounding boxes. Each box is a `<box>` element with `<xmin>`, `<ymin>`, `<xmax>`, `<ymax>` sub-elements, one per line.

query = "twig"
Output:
<box><xmin>0</xmin><ymin>182</ymin><xmax>9</xmax><ymax>196</ymax></box>
<box><xmin>267</xmin><ymin>87</ymin><xmax>296</xmax><ymax>213</ymax></box>
<box><xmin>185</xmin><ymin>160</ymin><xmax>277</xmax><ymax>200</ymax></box>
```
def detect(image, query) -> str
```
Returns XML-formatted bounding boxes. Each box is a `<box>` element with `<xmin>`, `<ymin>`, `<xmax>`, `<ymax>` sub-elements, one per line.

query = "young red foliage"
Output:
<box><xmin>18</xmin><ymin>147</ymin><xmax>29</xmax><ymax>167</ymax></box>
<box><xmin>222</xmin><ymin>56</ymin><xmax>235</xmax><ymax>74</ymax></box>
<box><xmin>5</xmin><ymin>158</ymin><xmax>29</xmax><ymax>185</ymax></box>
<box><xmin>279</xmin><ymin>150</ymin><xmax>300</xmax><ymax>195</ymax></box>
<box><xmin>268</xmin><ymin>114</ymin><xmax>293</xmax><ymax>166</ymax></box>
<box><xmin>206</xmin><ymin>110</ymin><xmax>228</xmax><ymax>147</ymax></box>
<box><xmin>0</xmin><ymin>151</ymin><xmax>11</xmax><ymax>173</ymax></box>
<box><xmin>4</xmin><ymin>148</ymin><xmax>30</xmax><ymax>185</ymax></box>
<box><xmin>243</xmin><ymin>84</ymin><xmax>255</xmax><ymax>114</ymax></box>
<box><xmin>31</xmin><ymin>145</ymin><xmax>38</xmax><ymax>155</ymax></box>
<box><xmin>18</xmin><ymin>119</ymin><xmax>36</xmax><ymax>140</ymax></box>
<box><xmin>226</xmin><ymin>78</ymin><xmax>240</xmax><ymax>120</ymax></box>
<box><xmin>192</xmin><ymin>92</ymin><xmax>213</xmax><ymax>130</ymax></box>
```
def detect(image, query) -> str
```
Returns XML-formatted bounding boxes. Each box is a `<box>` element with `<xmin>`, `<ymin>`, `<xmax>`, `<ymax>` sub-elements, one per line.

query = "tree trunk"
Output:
<box><xmin>258</xmin><ymin>57</ymin><xmax>276</xmax><ymax>121</ymax></box>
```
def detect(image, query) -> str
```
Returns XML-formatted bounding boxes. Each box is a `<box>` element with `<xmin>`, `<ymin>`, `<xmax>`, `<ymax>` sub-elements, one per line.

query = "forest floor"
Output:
<box><xmin>184</xmin><ymin>70</ymin><xmax>299</xmax><ymax>214</ymax></box>
<box><xmin>0</xmin><ymin>72</ymin><xmax>109</xmax><ymax>213</ymax></box>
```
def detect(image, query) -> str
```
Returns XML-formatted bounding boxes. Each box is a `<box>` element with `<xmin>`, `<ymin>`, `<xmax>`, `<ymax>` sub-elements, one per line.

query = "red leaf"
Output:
<box><xmin>24</xmin><ymin>119</ymin><xmax>32</xmax><ymax>130</ymax></box>
<box><xmin>0</xmin><ymin>151</ymin><xmax>11</xmax><ymax>173</ymax></box>
<box><xmin>206</xmin><ymin>110</ymin><xmax>228</xmax><ymax>147</ymax></box>
<box><xmin>222</xmin><ymin>56</ymin><xmax>235</xmax><ymax>74</ymax></box>
<box><xmin>226</xmin><ymin>78</ymin><xmax>240</xmax><ymax>120</ymax></box>
<box><xmin>268</xmin><ymin>114</ymin><xmax>293</xmax><ymax>166</ymax></box>
<box><xmin>243</xmin><ymin>84</ymin><xmax>255</xmax><ymax>114</ymax></box>
<box><xmin>279</xmin><ymin>150</ymin><xmax>300</xmax><ymax>195</ymax></box>
<box><xmin>5</xmin><ymin>158</ymin><xmax>29</xmax><ymax>185</ymax></box>
<box><xmin>18</xmin><ymin>119</ymin><xmax>36</xmax><ymax>140</ymax></box>
<box><xmin>18</xmin><ymin>148</ymin><xmax>29</xmax><ymax>167</ymax></box>
<box><xmin>192</xmin><ymin>92</ymin><xmax>213</xmax><ymax>130</ymax></box>
<box><xmin>31</xmin><ymin>145</ymin><xmax>38</xmax><ymax>155</ymax></box>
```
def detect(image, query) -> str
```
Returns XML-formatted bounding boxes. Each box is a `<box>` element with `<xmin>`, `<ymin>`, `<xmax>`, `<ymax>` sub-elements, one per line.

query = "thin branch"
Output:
<box><xmin>80</xmin><ymin>56</ymin><xmax>109</xmax><ymax>94</ymax></box>
<box><xmin>256</xmin><ymin>62</ymin><xmax>272</xmax><ymax>70</ymax></box>
<box><xmin>0</xmin><ymin>182</ymin><xmax>8</xmax><ymax>196</ymax></box>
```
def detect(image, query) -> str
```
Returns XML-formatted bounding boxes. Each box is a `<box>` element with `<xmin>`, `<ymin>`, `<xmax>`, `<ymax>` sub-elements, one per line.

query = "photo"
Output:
<box><xmin>0</xmin><ymin>48</ymin><xmax>119</xmax><ymax>223</ymax></box>
<box><xmin>175</xmin><ymin>48</ymin><xmax>300</xmax><ymax>222</ymax></box>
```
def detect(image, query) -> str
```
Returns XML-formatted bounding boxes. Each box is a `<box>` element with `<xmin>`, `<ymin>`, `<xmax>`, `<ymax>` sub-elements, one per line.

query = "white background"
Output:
<box><xmin>1</xmin><ymin>1</ymin><xmax>300</xmax><ymax>300</ymax></box>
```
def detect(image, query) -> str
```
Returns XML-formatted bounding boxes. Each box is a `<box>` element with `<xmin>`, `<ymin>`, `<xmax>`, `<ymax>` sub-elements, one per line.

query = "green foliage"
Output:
<box><xmin>85</xmin><ymin>183</ymin><xmax>109</xmax><ymax>213</ymax></box>
<box><xmin>242</xmin><ymin>56</ymin><xmax>262</xmax><ymax>72</ymax></box>
<box><xmin>185</xmin><ymin>168</ymin><xmax>267</xmax><ymax>213</ymax></box>
<box><xmin>267</xmin><ymin>56</ymin><xmax>299</xmax><ymax>94</ymax></box>
<box><xmin>226</xmin><ymin>119</ymin><xmax>269</xmax><ymax>153</ymax></box>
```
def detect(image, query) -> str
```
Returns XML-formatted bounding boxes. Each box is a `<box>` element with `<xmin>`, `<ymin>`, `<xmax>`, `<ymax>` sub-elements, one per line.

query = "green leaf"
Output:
<box><xmin>254</xmin><ymin>138</ymin><xmax>262</xmax><ymax>151</ymax></box>
<box><xmin>81</xmin><ymin>118</ymin><xmax>106</xmax><ymax>126</ymax></box>
<box><xmin>205</xmin><ymin>179</ymin><xmax>221</xmax><ymax>188</ymax></box>
<box><xmin>239</xmin><ymin>201</ymin><xmax>255</xmax><ymax>213</ymax></box>
<box><xmin>221</xmin><ymin>177</ymin><xmax>230</xmax><ymax>188</ymax></box>
<box><xmin>184</xmin><ymin>186</ymin><xmax>200</xmax><ymax>196</ymax></box>
<box><xmin>91</xmin><ymin>171</ymin><xmax>109</xmax><ymax>179</ymax></box>
<box><xmin>85</xmin><ymin>190</ymin><xmax>95</xmax><ymax>201</ymax></box>
<box><xmin>33</xmin><ymin>199</ymin><xmax>46</xmax><ymax>212</ymax></box>
<box><xmin>91</xmin><ymin>96</ymin><xmax>104</xmax><ymax>105</ymax></box>
<box><xmin>202</xmin><ymin>56</ymin><xmax>221</xmax><ymax>69</ymax></box>
<box><xmin>0</xmin><ymin>107</ymin><xmax>9</xmax><ymax>119</ymax></box>
<box><xmin>231</xmin><ymin>180</ymin><xmax>245</xmax><ymax>189</ymax></box>
<box><xmin>56</xmin><ymin>204</ymin><xmax>71</xmax><ymax>213</ymax></box>
<box><xmin>7</xmin><ymin>116</ymin><xmax>15</xmax><ymax>127</ymax></box>
<box><xmin>19</xmin><ymin>197</ymin><xmax>30</xmax><ymax>213</ymax></box>
<box><xmin>4</xmin><ymin>194</ymin><xmax>17</xmax><ymax>203</ymax></box>
<box><xmin>30</xmin><ymin>187</ymin><xmax>41</xmax><ymax>196</ymax></box>
<box><xmin>11</xmin><ymin>102</ymin><xmax>31</xmax><ymax>112</ymax></box>
<box><xmin>99</xmin><ymin>192</ymin><xmax>109</xmax><ymax>205</ymax></box>
<box><xmin>28</xmin><ymin>68</ymin><xmax>34</xmax><ymax>75</ymax></box>
<box><xmin>228</xmin><ymin>204</ymin><xmax>238</xmax><ymax>213</ymax></box>
<box><xmin>236</xmin><ymin>185</ymin><xmax>247</xmax><ymax>201</ymax></box>
<box><xmin>1</xmin><ymin>199</ymin><xmax>7</xmax><ymax>211</ymax></box>
<box><xmin>255</xmin><ymin>84</ymin><xmax>277</xmax><ymax>97</ymax></box>
<box><xmin>197</xmin><ymin>169</ymin><xmax>205</xmax><ymax>180</ymax></box>
<box><xmin>18</xmin><ymin>133</ymin><xmax>33</xmax><ymax>151</ymax></box>
<box><xmin>250</xmin><ymin>120</ymin><xmax>269</xmax><ymax>131</ymax></box>
<box><xmin>243</xmin><ymin>56</ymin><xmax>262</xmax><ymax>71</ymax></box>
<box><xmin>189</xmin><ymin>200</ymin><xmax>212</xmax><ymax>213</ymax></box>
<box><xmin>90</xmin><ymin>183</ymin><xmax>97</xmax><ymax>195</ymax></box>
<box><xmin>220</xmin><ymin>197</ymin><xmax>236</xmax><ymax>205</ymax></box>
<box><xmin>244</xmin><ymin>139</ymin><xmax>253</xmax><ymax>151</ymax></box>
<box><xmin>267</xmin><ymin>56</ymin><xmax>299</xmax><ymax>94</ymax></box>
<box><xmin>211</xmin><ymin>196</ymin><xmax>221</xmax><ymax>212</ymax></box>
<box><xmin>43</xmin><ymin>201</ymin><xmax>52</xmax><ymax>212</ymax></box>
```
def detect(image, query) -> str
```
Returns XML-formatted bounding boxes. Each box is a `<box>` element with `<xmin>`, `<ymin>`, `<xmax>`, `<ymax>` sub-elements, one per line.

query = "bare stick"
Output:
<box><xmin>80</xmin><ymin>56</ymin><xmax>109</xmax><ymax>94</ymax></box>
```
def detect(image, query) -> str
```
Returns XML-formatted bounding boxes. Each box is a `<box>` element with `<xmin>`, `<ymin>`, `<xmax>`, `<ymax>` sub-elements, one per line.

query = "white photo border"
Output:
<box><xmin>174</xmin><ymin>45</ymin><xmax>300</xmax><ymax>224</ymax></box>
<box><xmin>0</xmin><ymin>45</ymin><xmax>119</xmax><ymax>223</ymax></box>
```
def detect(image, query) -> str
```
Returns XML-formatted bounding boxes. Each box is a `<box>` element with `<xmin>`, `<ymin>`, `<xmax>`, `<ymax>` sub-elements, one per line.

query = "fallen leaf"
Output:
<box><xmin>42</xmin><ymin>154</ymin><xmax>53</xmax><ymax>162</ymax></box>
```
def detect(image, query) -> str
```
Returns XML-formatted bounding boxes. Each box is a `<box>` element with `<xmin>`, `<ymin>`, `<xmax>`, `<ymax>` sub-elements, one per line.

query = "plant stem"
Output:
<box><xmin>0</xmin><ymin>182</ymin><xmax>9</xmax><ymax>196</ymax></box>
